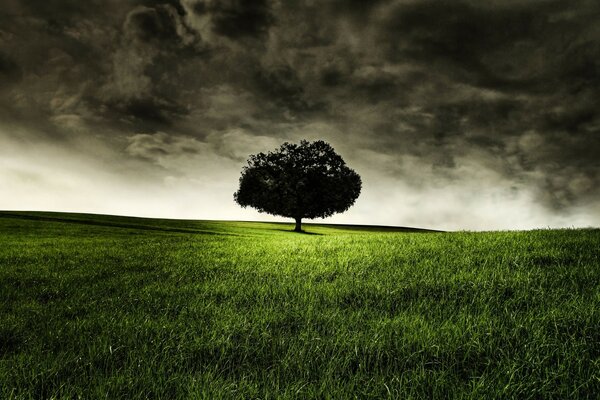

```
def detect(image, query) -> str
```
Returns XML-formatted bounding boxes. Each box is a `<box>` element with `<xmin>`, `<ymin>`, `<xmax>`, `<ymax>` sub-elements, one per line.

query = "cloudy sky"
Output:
<box><xmin>1</xmin><ymin>0</ymin><xmax>599</xmax><ymax>230</ymax></box>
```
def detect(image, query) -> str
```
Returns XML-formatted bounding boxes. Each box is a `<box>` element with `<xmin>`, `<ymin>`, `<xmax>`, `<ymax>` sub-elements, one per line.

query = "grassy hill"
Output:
<box><xmin>1</xmin><ymin>211</ymin><xmax>599</xmax><ymax>399</ymax></box>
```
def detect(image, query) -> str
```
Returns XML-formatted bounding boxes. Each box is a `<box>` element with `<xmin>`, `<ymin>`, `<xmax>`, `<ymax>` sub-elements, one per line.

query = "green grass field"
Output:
<box><xmin>1</xmin><ymin>211</ymin><xmax>599</xmax><ymax>399</ymax></box>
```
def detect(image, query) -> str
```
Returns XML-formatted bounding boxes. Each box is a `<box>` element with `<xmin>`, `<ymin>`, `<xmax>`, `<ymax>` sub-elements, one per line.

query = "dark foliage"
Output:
<box><xmin>234</xmin><ymin>140</ymin><xmax>361</xmax><ymax>231</ymax></box>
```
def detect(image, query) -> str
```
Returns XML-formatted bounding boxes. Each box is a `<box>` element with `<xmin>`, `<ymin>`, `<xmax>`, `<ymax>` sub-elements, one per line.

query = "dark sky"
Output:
<box><xmin>1</xmin><ymin>0</ymin><xmax>599</xmax><ymax>229</ymax></box>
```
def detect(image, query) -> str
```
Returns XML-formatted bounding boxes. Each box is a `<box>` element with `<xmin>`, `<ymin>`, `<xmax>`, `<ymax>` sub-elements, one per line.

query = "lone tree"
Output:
<box><xmin>234</xmin><ymin>140</ymin><xmax>361</xmax><ymax>232</ymax></box>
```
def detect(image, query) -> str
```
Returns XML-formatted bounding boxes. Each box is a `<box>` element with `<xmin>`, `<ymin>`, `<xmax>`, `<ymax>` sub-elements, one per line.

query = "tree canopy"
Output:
<box><xmin>234</xmin><ymin>140</ymin><xmax>361</xmax><ymax>232</ymax></box>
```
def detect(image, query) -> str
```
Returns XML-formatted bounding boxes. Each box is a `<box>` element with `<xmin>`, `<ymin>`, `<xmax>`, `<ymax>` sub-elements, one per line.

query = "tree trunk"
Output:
<box><xmin>294</xmin><ymin>217</ymin><xmax>302</xmax><ymax>232</ymax></box>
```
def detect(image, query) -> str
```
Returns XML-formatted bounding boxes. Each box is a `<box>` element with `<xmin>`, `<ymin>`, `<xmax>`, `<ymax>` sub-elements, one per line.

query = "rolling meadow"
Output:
<box><xmin>1</xmin><ymin>211</ymin><xmax>599</xmax><ymax>399</ymax></box>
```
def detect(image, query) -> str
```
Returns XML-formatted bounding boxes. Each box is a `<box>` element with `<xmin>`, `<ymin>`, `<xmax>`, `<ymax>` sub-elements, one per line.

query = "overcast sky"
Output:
<box><xmin>1</xmin><ymin>0</ymin><xmax>599</xmax><ymax>230</ymax></box>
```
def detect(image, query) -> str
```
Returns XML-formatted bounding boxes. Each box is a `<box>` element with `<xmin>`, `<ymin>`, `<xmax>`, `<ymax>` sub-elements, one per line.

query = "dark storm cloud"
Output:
<box><xmin>1</xmin><ymin>0</ymin><xmax>599</xmax><ymax>225</ymax></box>
<box><xmin>253</xmin><ymin>62</ymin><xmax>327</xmax><ymax>114</ymax></box>
<box><xmin>0</xmin><ymin>52</ymin><xmax>22</xmax><ymax>84</ymax></box>
<box><xmin>191</xmin><ymin>0</ymin><xmax>274</xmax><ymax>39</ymax></box>
<box><xmin>345</xmin><ymin>0</ymin><xmax>600</xmax><ymax>209</ymax></box>
<box><xmin>0</xmin><ymin>0</ymin><xmax>209</xmax><ymax>136</ymax></box>
<box><xmin>377</xmin><ymin>1</ymin><xmax>599</xmax><ymax>91</ymax></box>
<box><xmin>381</xmin><ymin>1</ymin><xmax>537</xmax><ymax>88</ymax></box>
<box><xmin>102</xmin><ymin>96</ymin><xmax>189</xmax><ymax>129</ymax></box>
<box><xmin>126</xmin><ymin>5</ymin><xmax>183</xmax><ymax>44</ymax></box>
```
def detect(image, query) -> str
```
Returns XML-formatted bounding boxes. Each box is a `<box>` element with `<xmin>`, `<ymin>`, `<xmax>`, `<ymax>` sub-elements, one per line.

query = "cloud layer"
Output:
<box><xmin>1</xmin><ymin>0</ymin><xmax>599</xmax><ymax>229</ymax></box>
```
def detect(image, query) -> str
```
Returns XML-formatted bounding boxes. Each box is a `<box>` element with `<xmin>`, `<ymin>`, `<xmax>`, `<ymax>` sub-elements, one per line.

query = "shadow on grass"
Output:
<box><xmin>272</xmin><ymin>228</ymin><xmax>324</xmax><ymax>236</ymax></box>
<box><xmin>270</xmin><ymin>224</ymin><xmax>441</xmax><ymax>235</ymax></box>
<box><xmin>321</xmin><ymin>224</ymin><xmax>443</xmax><ymax>233</ymax></box>
<box><xmin>0</xmin><ymin>212</ymin><xmax>233</xmax><ymax>236</ymax></box>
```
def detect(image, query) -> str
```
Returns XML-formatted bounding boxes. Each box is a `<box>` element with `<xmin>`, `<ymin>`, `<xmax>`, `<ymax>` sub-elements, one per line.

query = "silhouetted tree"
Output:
<box><xmin>234</xmin><ymin>140</ymin><xmax>361</xmax><ymax>232</ymax></box>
